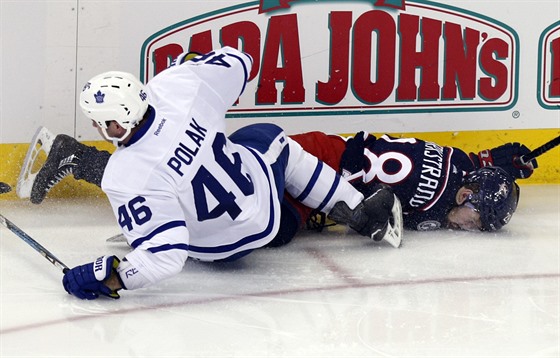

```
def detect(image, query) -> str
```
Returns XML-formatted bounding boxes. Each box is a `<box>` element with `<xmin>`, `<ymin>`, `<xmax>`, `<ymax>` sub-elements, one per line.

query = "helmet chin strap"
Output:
<box><xmin>100</xmin><ymin>126</ymin><xmax>132</xmax><ymax>147</ymax></box>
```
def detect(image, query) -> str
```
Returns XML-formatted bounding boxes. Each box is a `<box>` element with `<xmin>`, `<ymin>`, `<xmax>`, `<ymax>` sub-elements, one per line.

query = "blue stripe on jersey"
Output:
<box><xmin>295</xmin><ymin>161</ymin><xmax>323</xmax><ymax>202</ymax></box>
<box><xmin>186</xmin><ymin>147</ymin><xmax>276</xmax><ymax>255</ymax></box>
<box><xmin>148</xmin><ymin>243</ymin><xmax>190</xmax><ymax>254</ymax></box>
<box><xmin>130</xmin><ymin>220</ymin><xmax>187</xmax><ymax>249</ymax></box>
<box><xmin>125</xmin><ymin>106</ymin><xmax>156</xmax><ymax>147</ymax></box>
<box><xmin>226</xmin><ymin>53</ymin><xmax>250</xmax><ymax>97</ymax></box>
<box><xmin>315</xmin><ymin>174</ymin><xmax>340</xmax><ymax>213</ymax></box>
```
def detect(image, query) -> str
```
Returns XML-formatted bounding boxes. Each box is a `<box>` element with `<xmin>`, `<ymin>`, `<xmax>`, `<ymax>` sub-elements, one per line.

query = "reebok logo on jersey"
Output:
<box><xmin>154</xmin><ymin>118</ymin><xmax>167</xmax><ymax>136</ymax></box>
<box><xmin>124</xmin><ymin>267</ymin><xmax>138</xmax><ymax>278</ymax></box>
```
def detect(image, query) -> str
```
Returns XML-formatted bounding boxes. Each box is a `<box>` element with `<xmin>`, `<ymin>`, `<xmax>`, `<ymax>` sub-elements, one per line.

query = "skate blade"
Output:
<box><xmin>16</xmin><ymin>127</ymin><xmax>56</xmax><ymax>199</ymax></box>
<box><xmin>380</xmin><ymin>195</ymin><xmax>403</xmax><ymax>248</ymax></box>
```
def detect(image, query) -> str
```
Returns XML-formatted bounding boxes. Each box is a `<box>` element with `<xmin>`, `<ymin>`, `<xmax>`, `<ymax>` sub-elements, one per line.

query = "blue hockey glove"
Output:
<box><xmin>469</xmin><ymin>142</ymin><xmax>538</xmax><ymax>179</ymax></box>
<box><xmin>63</xmin><ymin>255</ymin><xmax>121</xmax><ymax>300</ymax></box>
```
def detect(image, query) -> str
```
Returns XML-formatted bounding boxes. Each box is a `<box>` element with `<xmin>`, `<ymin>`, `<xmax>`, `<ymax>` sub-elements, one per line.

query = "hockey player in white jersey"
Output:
<box><xmin>62</xmin><ymin>47</ymin><xmax>403</xmax><ymax>300</ymax></box>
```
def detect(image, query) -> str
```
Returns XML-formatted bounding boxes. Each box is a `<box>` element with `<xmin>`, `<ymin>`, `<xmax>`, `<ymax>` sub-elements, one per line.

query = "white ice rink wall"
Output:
<box><xmin>0</xmin><ymin>0</ymin><xmax>559</xmax><ymax>193</ymax></box>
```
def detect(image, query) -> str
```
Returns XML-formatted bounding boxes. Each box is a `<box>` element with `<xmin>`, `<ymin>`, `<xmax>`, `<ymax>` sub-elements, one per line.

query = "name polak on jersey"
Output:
<box><xmin>409</xmin><ymin>142</ymin><xmax>444</xmax><ymax>209</ymax></box>
<box><xmin>166</xmin><ymin>117</ymin><xmax>208</xmax><ymax>177</ymax></box>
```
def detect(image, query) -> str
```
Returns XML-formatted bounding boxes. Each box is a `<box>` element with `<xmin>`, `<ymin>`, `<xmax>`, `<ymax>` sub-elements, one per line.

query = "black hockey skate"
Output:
<box><xmin>328</xmin><ymin>185</ymin><xmax>403</xmax><ymax>248</ymax></box>
<box><xmin>30</xmin><ymin>134</ymin><xmax>84</xmax><ymax>204</ymax></box>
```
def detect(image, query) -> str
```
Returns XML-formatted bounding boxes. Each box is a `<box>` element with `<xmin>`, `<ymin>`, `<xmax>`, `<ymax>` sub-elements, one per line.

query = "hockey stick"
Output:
<box><xmin>516</xmin><ymin>135</ymin><xmax>560</xmax><ymax>166</ymax></box>
<box><xmin>106</xmin><ymin>233</ymin><xmax>125</xmax><ymax>243</ymax></box>
<box><xmin>0</xmin><ymin>213</ymin><xmax>69</xmax><ymax>273</ymax></box>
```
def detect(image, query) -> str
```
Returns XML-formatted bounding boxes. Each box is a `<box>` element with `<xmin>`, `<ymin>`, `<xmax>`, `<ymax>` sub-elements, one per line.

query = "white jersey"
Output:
<box><xmin>103</xmin><ymin>47</ymin><xmax>364</xmax><ymax>291</ymax></box>
<box><xmin>103</xmin><ymin>47</ymin><xmax>282</xmax><ymax>289</ymax></box>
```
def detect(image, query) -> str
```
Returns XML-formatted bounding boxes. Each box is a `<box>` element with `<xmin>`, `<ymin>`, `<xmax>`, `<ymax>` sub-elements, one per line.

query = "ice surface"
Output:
<box><xmin>0</xmin><ymin>185</ymin><xmax>558</xmax><ymax>357</ymax></box>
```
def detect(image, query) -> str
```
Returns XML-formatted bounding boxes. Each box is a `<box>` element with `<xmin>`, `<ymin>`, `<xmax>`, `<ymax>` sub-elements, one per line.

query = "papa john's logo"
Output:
<box><xmin>140</xmin><ymin>0</ymin><xmax>519</xmax><ymax>117</ymax></box>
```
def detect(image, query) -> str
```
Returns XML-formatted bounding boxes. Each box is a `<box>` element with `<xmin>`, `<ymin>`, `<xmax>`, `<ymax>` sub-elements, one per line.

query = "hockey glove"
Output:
<box><xmin>339</xmin><ymin>131</ymin><xmax>377</xmax><ymax>177</ymax></box>
<box><xmin>469</xmin><ymin>142</ymin><xmax>538</xmax><ymax>179</ymax></box>
<box><xmin>63</xmin><ymin>255</ymin><xmax>121</xmax><ymax>300</ymax></box>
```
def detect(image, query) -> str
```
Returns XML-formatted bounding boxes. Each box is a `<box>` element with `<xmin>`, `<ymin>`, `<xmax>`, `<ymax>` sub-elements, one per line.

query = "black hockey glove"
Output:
<box><xmin>339</xmin><ymin>131</ymin><xmax>376</xmax><ymax>178</ymax></box>
<box><xmin>469</xmin><ymin>142</ymin><xmax>538</xmax><ymax>179</ymax></box>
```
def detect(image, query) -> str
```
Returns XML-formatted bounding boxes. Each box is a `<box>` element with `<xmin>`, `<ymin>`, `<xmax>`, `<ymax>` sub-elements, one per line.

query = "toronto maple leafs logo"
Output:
<box><xmin>94</xmin><ymin>90</ymin><xmax>105</xmax><ymax>103</ymax></box>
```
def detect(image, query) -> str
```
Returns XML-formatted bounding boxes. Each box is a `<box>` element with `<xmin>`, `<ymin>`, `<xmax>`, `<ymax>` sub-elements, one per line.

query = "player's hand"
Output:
<box><xmin>63</xmin><ymin>255</ymin><xmax>121</xmax><ymax>300</ymax></box>
<box><xmin>470</xmin><ymin>142</ymin><xmax>538</xmax><ymax>179</ymax></box>
<box><xmin>340</xmin><ymin>131</ymin><xmax>375</xmax><ymax>177</ymax></box>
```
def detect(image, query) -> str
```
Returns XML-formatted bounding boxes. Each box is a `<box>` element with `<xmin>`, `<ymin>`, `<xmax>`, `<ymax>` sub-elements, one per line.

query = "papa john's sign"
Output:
<box><xmin>140</xmin><ymin>0</ymin><xmax>519</xmax><ymax>117</ymax></box>
<box><xmin>537</xmin><ymin>21</ymin><xmax>560</xmax><ymax>110</ymax></box>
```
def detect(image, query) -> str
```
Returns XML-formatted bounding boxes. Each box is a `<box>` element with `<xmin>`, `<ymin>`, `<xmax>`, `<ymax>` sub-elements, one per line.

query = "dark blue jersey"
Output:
<box><xmin>341</xmin><ymin>133</ymin><xmax>476</xmax><ymax>230</ymax></box>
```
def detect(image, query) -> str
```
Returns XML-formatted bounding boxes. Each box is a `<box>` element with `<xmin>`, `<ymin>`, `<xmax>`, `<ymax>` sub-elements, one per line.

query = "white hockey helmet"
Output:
<box><xmin>79</xmin><ymin>71</ymin><xmax>148</xmax><ymax>142</ymax></box>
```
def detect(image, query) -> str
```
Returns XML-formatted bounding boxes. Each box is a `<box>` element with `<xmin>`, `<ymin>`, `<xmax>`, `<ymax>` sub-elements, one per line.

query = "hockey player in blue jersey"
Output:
<box><xmin>296</xmin><ymin>131</ymin><xmax>531</xmax><ymax>232</ymax></box>
<box><xmin>55</xmin><ymin>47</ymin><xmax>403</xmax><ymax>300</ymax></box>
<box><xmin>283</xmin><ymin>131</ymin><xmax>533</xmax><ymax>233</ymax></box>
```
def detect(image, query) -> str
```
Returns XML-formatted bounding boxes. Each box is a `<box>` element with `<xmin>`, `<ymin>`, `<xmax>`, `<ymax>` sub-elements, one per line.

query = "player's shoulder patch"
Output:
<box><xmin>417</xmin><ymin>220</ymin><xmax>441</xmax><ymax>231</ymax></box>
<box><xmin>171</xmin><ymin>52</ymin><xmax>202</xmax><ymax>67</ymax></box>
